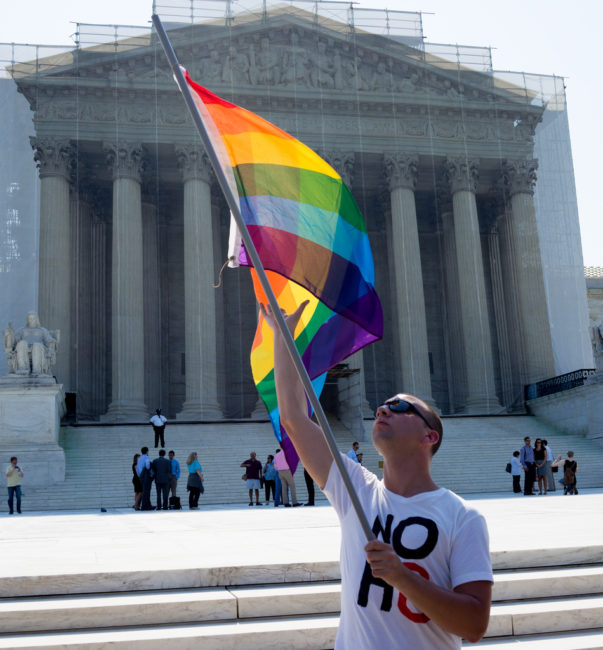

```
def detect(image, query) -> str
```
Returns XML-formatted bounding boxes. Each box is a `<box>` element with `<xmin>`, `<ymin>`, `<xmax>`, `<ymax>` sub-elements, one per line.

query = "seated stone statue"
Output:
<box><xmin>590</xmin><ymin>320</ymin><xmax>603</xmax><ymax>356</ymax></box>
<box><xmin>3</xmin><ymin>312</ymin><xmax>59</xmax><ymax>376</ymax></box>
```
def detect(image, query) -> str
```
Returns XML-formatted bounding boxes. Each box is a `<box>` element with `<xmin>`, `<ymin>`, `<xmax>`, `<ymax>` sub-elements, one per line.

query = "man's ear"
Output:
<box><xmin>423</xmin><ymin>428</ymin><xmax>439</xmax><ymax>448</ymax></box>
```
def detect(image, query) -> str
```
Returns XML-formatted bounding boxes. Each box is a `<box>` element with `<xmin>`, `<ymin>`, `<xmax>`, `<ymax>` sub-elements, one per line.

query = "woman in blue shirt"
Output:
<box><xmin>186</xmin><ymin>451</ymin><xmax>204</xmax><ymax>509</ymax></box>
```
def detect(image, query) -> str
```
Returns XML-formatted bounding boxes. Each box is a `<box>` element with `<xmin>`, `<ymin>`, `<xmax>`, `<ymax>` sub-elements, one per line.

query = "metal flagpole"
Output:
<box><xmin>151</xmin><ymin>14</ymin><xmax>375</xmax><ymax>542</ymax></box>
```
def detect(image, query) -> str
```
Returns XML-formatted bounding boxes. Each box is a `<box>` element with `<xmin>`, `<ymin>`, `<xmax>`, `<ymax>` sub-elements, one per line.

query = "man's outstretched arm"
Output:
<box><xmin>260</xmin><ymin>302</ymin><xmax>333</xmax><ymax>489</ymax></box>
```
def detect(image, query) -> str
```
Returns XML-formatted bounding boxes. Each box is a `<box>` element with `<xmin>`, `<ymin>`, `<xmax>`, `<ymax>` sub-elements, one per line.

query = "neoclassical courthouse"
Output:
<box><xmin>1</xmin><ymin>3</ymin><xmax>593</xmax><ymax>422</ymax></box>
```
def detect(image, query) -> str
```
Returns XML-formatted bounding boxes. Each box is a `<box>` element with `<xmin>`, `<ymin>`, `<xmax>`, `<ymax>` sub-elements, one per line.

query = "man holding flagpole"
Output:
<box><xmin>150</xmin><ymin>14</ymin><xmax>492</xmax><ymax>646</ymax></box>
<box><xmin>260</xmin><ymin>302</ymin><xmax>493</xmax><ymax>648</ymax></box>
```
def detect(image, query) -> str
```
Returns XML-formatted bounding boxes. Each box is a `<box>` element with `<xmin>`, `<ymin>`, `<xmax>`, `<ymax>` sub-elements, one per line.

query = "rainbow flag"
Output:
<box><xmin>184</xmin><ymin>70</ymin><xmax>383</xmax><ymax>470</ymax></box>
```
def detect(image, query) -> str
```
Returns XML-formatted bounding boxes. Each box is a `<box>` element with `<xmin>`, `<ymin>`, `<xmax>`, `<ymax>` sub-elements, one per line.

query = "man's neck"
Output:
<box><xmin>382</xmin><ymin>456</ymin><xmax>439</xmax><ymax>498</ymax></box>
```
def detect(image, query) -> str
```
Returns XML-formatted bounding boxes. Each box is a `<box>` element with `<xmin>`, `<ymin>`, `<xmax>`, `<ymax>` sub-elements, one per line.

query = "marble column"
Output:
<box><xmin>445</xmin><ymin>157</ymin><xmax>500</xmax><ymax>412</ymax></box>
<box><xmin>176</xmin><ymin>145</ymin><xmax>222</xmax><ymax>419</ymax></box>
<box><xmin>497</xmin><ymin>210</ymin><xmax>526</xmax><ymax>403</ymax></box>
<box><xmin>90</xmin><ymin>208</ymin><xmax>108</xmax><ymax>416</ymax></box>
<box><xmin>487</xmin><ymin>221</ymin><xmax>514</xmax><ymax>408</ymax></box>
<box><xmin>502</xmin><ymin>159</ymin><xmax>555</xmax><ymax>384</ymax></box>
<box><xmin>142</xmin><ymin>198</ymin><xmax>163</xmax><ymax>414</ymax></box>
<box><xmin>31</xmin><ymin>137</ymin><xmax>74</xmax><ymax>389</ymax></box>
<box><xmin>73</xmin><ymin>191</ymin><xmax>93</xmax><ymax>419</ymax></box>
<box><xmin>384</xmin><ymin>153</ymin><xmax>435</xmax><ymax>407</ymax></box>
<box><xmin>102</xmin><ymin>142</ymin><xmax>148</xmax><ymax>421</ymax></box>
<box><xmin>323</xmin><ymin>150</ymin><xmax>372</xmax><ymax>416</ymax></box>
<box><xmin>439</xmin><ymin>206</ymin><xmax>467</xmax><ymax>412</ymax></box>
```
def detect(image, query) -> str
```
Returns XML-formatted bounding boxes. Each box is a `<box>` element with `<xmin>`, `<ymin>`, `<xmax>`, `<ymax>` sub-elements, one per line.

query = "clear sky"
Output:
<box><xmin>2</xmin><ymin>0</ymin><xmax>601</xmax><ymax>265</ymax></box>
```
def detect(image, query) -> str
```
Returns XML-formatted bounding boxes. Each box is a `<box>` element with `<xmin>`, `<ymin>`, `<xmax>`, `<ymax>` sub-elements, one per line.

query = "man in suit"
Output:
<box><xmin>151</xmin><ymin>449</ymin><xmax>171</xmax><ymax>511</ymax></box>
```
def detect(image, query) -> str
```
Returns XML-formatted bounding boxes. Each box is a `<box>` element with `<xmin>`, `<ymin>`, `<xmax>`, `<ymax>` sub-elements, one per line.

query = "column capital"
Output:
<box><xmin>502</xmin><ymin>159</ymin><xmax>538</xmax><ymax>197</ymax></box>
<box><xmin>30</xmin><ymin>136</ymin><xmax>74</xmax><ymax>180</ymax></box>
<box><xmin>321</xmin><ymin>150</ymin><xmax>355</xmax><ymax>187</ymax></box>
<box><xmin>104</xmin><ymin>141</ymin><xmax>145</xmax><ymax>182</ymax></box>
<box><xmin>384</xmin><ymin>153</ymin><xmax>418</xmax><ymax>191</ymax></box>
<box><xmin>175</xmin><ymin>144</ymin><xmax>213</xmax><ymax>183</ymax></box>
<box><xmin>445</xmin><ymin>156</ymin><xmax>479</xmax><ymax>194</ymax></box>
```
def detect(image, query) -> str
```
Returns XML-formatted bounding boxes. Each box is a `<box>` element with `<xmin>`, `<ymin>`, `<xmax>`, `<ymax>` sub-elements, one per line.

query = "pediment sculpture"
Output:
<box><xmin>199</xmin><ymin>32</ymin><xmax>461</xmax><ymax>97</ymax></box>
<box><xmin>3</xmin><ymin>312</ymin><xmax>60</xmax><ymax>378</ymax></box>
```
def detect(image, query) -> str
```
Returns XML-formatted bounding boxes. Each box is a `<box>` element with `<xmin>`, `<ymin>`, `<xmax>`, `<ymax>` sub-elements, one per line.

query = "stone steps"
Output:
<box><xmin>6</xmin><ymin>580</ymin><xmax>603</xmax><ymax>635</ymax></box>
<box><xmin>0</xmin><ymin>615</ymin><xmax>341</xmax><ymax>649</ymax></box>
<box><xmin>21</xmin><ymin>414</ymin><xmax>603</xmax><ymax>511</ymax></box>
<box><xmin>1</xmin><ymin>560</ymin><xmax>603</xmax><ymax>646</ymax></box>
<box><xmin>4</xmin><ymin>619</ymin><xmax>603</xmax><ymax>650</ymax></box>
<box><xmin>468</xmin><ymin>629</ymin><xmax>603</xmax><ymax>649</ymax></box>
<box><xmin>493</xmin><ymin>564</ymin><xmax>603</xmax><ymax>600</ymax></box>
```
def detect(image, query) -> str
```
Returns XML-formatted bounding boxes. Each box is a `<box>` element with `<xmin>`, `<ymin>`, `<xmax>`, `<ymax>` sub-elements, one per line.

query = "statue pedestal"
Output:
<box><xmin>0</xmin><ymin>383</ymin><xmax>66</xmax><ymax>488</ymax></box>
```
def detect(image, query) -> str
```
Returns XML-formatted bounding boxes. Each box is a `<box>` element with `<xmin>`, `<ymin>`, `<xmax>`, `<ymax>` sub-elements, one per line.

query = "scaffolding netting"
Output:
<box><xmin>0</xmin><ymin>0</ymin><xmax>593</xmax><ymax>430</ymax></box>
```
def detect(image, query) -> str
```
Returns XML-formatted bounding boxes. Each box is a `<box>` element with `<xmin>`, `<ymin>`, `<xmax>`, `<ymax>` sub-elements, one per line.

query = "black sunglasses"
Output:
<box><xmin>383</xmin><ymin>398</ymin><xmax>434</xmax><ymax>430</ymax></box>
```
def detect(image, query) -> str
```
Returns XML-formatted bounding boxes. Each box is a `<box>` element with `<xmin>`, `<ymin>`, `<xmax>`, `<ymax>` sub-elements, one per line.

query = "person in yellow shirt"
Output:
<box><xmin>6</xmin><ymin>456</ymin><xmax>24</xmax><ymax>515</ymax></box>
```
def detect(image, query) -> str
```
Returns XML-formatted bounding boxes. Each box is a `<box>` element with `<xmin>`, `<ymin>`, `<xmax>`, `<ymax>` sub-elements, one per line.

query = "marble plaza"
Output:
<box><xmin>4</xmin><ymin>491</ymin><xmax>603</xmax><ymax>591</ymax></box>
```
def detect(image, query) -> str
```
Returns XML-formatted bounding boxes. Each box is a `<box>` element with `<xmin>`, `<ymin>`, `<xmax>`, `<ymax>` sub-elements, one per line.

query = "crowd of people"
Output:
<box><xmin>132</xmin><ymin>447</ymin><xmax>204</xmax><ymax>510</ymax></box>
<box><xmin>511</xmin><ymin>437</ymin><xmax>579</xmax><ymax>495</ymax></box>
<box><xmin>128</xmin><ymin>409</ymin><xmax>205</xmax><ymax>511</ymax></box>
<box><xmin>238</xmin><ymin>441</ymin><xmax>368</xmax><ymax>507</ymax></box>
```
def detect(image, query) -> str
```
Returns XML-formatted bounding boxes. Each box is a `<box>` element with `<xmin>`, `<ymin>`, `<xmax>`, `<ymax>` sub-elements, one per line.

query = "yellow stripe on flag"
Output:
<box><xmin>221</xmin><ymin>132</ymin><xmax>340</xmax><ymax>180</ymax></box>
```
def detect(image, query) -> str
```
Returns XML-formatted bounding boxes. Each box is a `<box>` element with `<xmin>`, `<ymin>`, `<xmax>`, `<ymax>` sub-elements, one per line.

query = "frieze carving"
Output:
<box><xmin>78</xmin><ymin>101</ymin><xmax>189</xmax><ymax>126</ymax></box>
<box><xmin>80</xmin><ymin>102</ymin><xmax>116</xmax><ymax>123</ymax></box>
<box><xmin>177</xmin><ymin>28</ymin><xmax>470</xmax><ymax>100</ymax></box>
<box><xmin>36</xmin><ymin>99</ymin><xmax>77</xmax><ymax>121</ymax></box>
<box><xmin>433</xmin><ymin>120</ymin><xmax>460</xmax><ymax>139</ymax></box>
<box><xmin>502</xmin><ymin>159</ymin><xmax>538</xmax><ymax>196</ymax></box>
<box><xmin>384</xmin><ymin>153</ymin><xmax>419</xmax><ymax>191</ymax></box>
<box><xmin>104</xmin><ymin>142</ymin><xmax>146</xmax><ymax>182</ymax></box>
<box><xmin>158</xmin><ymin>105</ymin><xmax>189</xmax><ymax>126</ymax></box>
<box><xmin>371</xmin><ymin>61</ymin><xmax>393</xmax><ymax>93</ymax></box>
<box><xmin>403</xmin><ymin>118</ymin><xmax>429</xmax><ymax>138</ymax></box>
<box><xmin>464</xmin><ymin>121</ymin><xmax>488</xmax><ymax>141</ymax></box>
<box><xmin>312</xmin><ymin>40</ymin><xmax>336</xmax><ymax>90</ymax></box>
<box><xmin>30</xmin><ymin>26</ymin><xmax>538</xmax><ymax>148</ymax></box>
<box><xmin>30</xmin><ymin>137</ymin><xmax>74</xmax><ymax>180</ymax></box>
<box><xmin>253</xmin><ymin>36</ymin><xmax>282</xmax><ymax>86</ymax></box>
<box><xmin>222</xmin><ymin>45</ymin><xmax>252</xmax><ymax>85</ymax></box>
<box><xmin>445</xmin><ymin>156</ymin><xmax>479</xmax><ymax>194</ymax></box>
<box><xmin>175</xmin><ymin>144</ymin><xmax>213</xmax><ymax>183</ymax></box>
<box><xmin>40</xmin><ymin>92</ymin><xmax>526</xmax><ymax>148</ymax></box>
<box><xmin>117</xmin><ymin>105</ymin><xmax>154</xmax><ymax>125</ymax></box>
<box><xmin>321</xmin><ymin>151</ymin><xmax>355</xmax><ymax>187</ymax></box>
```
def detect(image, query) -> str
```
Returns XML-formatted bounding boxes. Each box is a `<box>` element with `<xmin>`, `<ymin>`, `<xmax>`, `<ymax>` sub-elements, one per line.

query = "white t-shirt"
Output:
<box><xmin>511</xmin><ymin>456</ymin><xmax>522</xmax><ymax>476</ymax></box>
<box><xmin>323</xmin><ymin>454</ymin><xmax>492</xmax><ymax>650</ymax></box>
<box><xmin>150</xmin><ymin>414</ymin><xmax>167</xmax><ymax>427</ymax></box>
